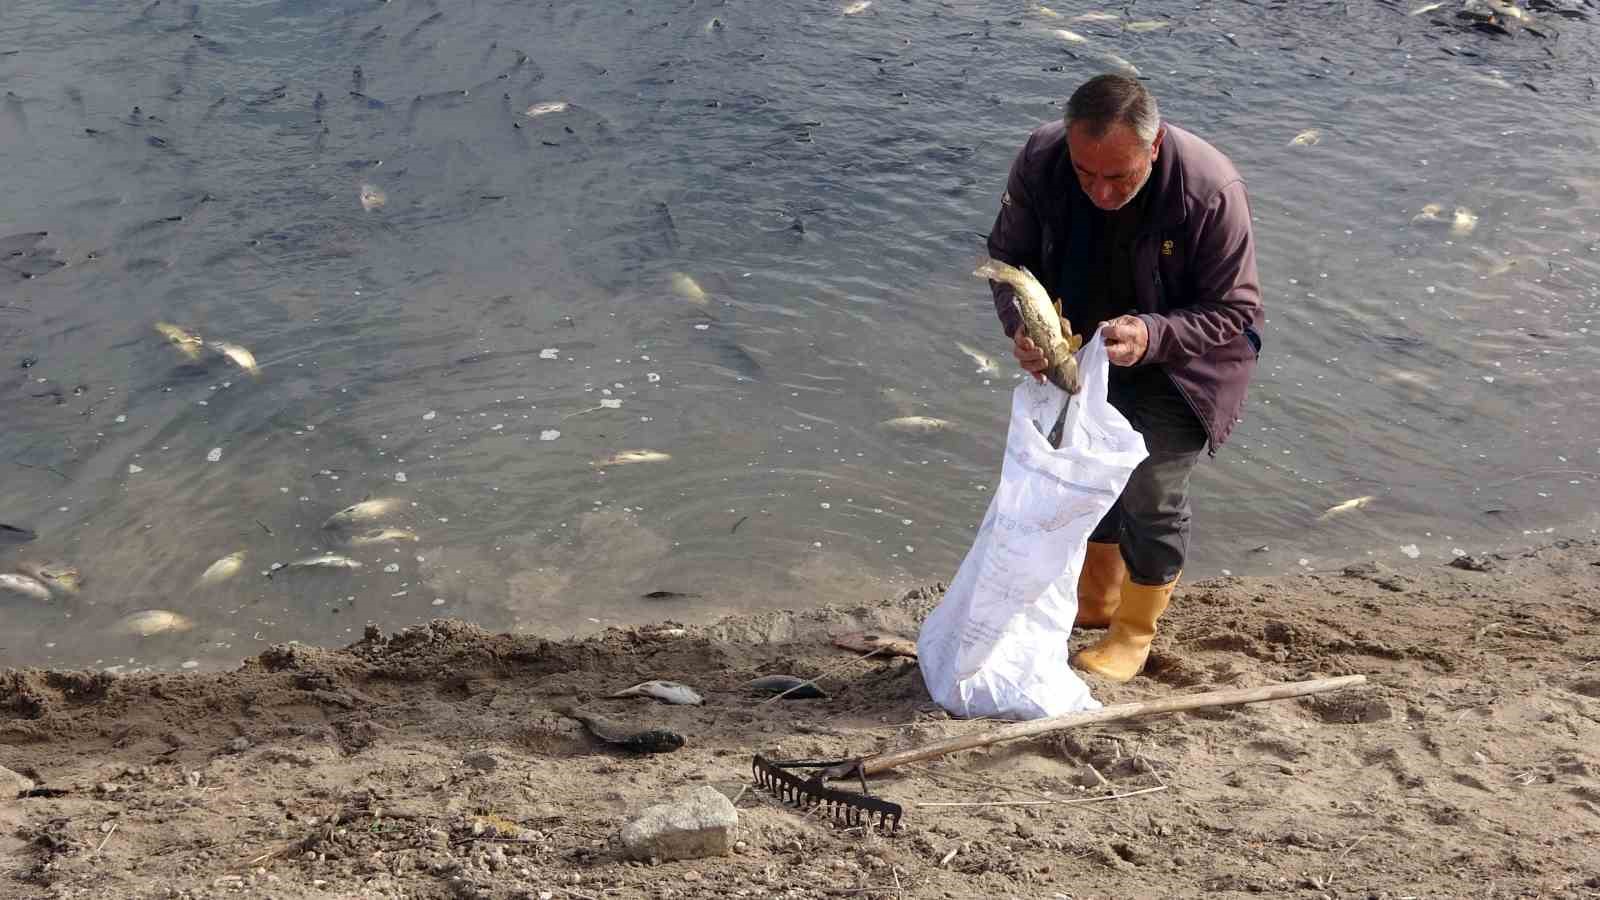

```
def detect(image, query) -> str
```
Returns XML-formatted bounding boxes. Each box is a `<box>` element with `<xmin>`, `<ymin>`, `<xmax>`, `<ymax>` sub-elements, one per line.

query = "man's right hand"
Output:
<box><xmin>1012</xmin><ymin>330</ymin><xmax>1047</xmax><ymax>382</ymax></box>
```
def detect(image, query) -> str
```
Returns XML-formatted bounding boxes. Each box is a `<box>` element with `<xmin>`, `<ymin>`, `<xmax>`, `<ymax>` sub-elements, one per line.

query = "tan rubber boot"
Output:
<box><xmin>1074</xmin><ymin>541</ymin><xmax>1126</xmax><ymax>629</ymax></box>
<box><xmin>1073</xmin><ymin>572</ymin><xmax>1179</xmax><ymax>683</ymax></box>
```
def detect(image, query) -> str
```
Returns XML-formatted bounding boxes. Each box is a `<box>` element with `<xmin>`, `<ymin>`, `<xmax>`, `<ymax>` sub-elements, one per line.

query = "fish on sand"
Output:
<box><xmin>359</xmin><ymin>184</ymin><xmax>386</xmax><ymax>211</ymax></box>
<box><xmin>523</xmin><ymin>101</ymin><xmax>569</xmax><ymax>118</ymax></box>
<box><xmin>0</xmin><ymin>572</ymin><xmax>52</xmax><ymax>602</ymax></box>
<box><xmin>155</xmin><ymin>322</ymin><xmax>204</xmax><ymax>359</ymax></box>
<box><xmin>114</xmin><ymin>609</ymin><xmax>195</xmax><ymax>637</ymax></box>
<box><xmin>594</xmin><ymin>449</ymin><xmax>671</xmax><ymax>468</ymax></box>
<box><xmin>832</xmin><ymin>630</ymin><xmax>919</xmax><ymax>659</ymax></box>
<box><xmin>271</xmin><ymin>553</ymin><xmax>363</xmax><ymax>576</ymax></box>
<box><xmin>212</xmin><ymin>341</ymin><xmax>259</xmax><ymax>375</ymax></box>
<box><xmin>746</xmin><ymin>674</ymin><xmax>828</xmax><ymax>699</ymax></box>
<box><xmin>18</xmin><ymin>562</ymin><xmax>82</xmax><ymax>595</ymax></box>
<box><xmin>974</xmin><ymin>256</ymin><xmax>1081</xmax><ymax>394</ymax></box>
<box><xmin>559</xmin><ymin>706</ymin><xmax>684</xmax><ymax>753</ymax></box>
<box><xmin>324</xmin><ymin>498</ymin><xmax>404</xmax><ymax>529</ymax></box>
<box><xmin>881</xmin><ymin>415</ymin><xmax>951</xmax><ymax>433</ymax></box>
<box><xmin>199</xmin><ymin>551</ymin><xmax>245</xmax><ymax>586</ymax></box>
<box><xmin>607</xmin><ymin>679</ymin><xmax>703</xmax><ymax>706</ymax></box>
<box><xmin>348</xmin><ymin>528</ymin><xmax>418</xmax><ymax>546</ymax></box>
<box><xmin>670</xmin><ymin>271</ymin><xmax>707</xmax><ymax>304</ymax></box>
<box><xmin>1317</xmin><ymin>496</ymin><xmax>1375</xmax><ymax>520</ymax></box>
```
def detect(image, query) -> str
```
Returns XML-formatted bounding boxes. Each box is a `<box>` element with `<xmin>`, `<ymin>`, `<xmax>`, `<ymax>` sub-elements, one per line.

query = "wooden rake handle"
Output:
<box><xmin>861</xmin><ymin>674</ymin><xmax>1367</xmax><ymax>776</ymax></box>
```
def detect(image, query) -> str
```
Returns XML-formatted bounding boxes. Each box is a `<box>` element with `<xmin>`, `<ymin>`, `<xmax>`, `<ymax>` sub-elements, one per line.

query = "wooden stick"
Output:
<box><xmin>860</xmin><ymin>675</ymin><xmax>1366</xmax><ymax>776</ymax></box>
<box><xmin>915</xmin><ymin>785</ymin><xmax>1168</xmax><ymax>808</ymax></box>
<box><xmin>92</xmin><ymin>822</ymin><xmax>118</xmax><ymax>855</ymax></box>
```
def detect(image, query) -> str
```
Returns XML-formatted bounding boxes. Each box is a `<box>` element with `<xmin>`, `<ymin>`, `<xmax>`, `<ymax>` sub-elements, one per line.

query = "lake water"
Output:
<box><xmin>3</xmin><ymin>0</ymin><xmax>1597</xmax><ymax>671</ymax></box>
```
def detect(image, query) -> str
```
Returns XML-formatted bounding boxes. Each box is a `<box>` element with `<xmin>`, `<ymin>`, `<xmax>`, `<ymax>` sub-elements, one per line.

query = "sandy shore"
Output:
<box><xmin>2</xmin><ymin>538</ymin><xmax>1598</xmax><ymax>899</ymax></box>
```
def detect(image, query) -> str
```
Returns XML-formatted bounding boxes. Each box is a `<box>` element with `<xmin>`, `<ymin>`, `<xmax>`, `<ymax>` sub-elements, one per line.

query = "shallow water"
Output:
<box><xmin>2</xmin><ymin>0</ymin><xmax>1598</xmax><ymax>671</ymax></box>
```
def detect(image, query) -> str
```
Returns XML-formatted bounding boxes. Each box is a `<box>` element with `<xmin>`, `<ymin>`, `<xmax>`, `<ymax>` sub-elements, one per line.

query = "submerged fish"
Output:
<box><xmin>213</xmin><ymin>341</ymin><xmax>259</xmax><ymax>375</ymax></box>
<box><xmin>114</xmin><ymin>609</ymin><xmax>194</xmax><ymax>637</ymax></box>
<box><xmin>1318</xmin><ymin>496</ymin><xmax>1375</xmax><ymax>520</ymax></box>
<box><xmin>0</xmin><ymin>523</ymin><xmax>36</xmax><ymax>546</ymax></box>
<box><xmin>670</xmin><ymin>271</ymin><xmax>707</xmax><ymax>305</ymax></box>
<box><xmin>561</xmin><ymin>707</ymin><xmax>684</xmax><ymax>753</ymax></box>
<box><xmin>359</xmin><ymin>184</ymin><xmax>386</xmax><ymax>211</ymax></box>
<box><xmin>956</xmin><ymin>341</ymin><xmax>1000</xmax><ymax>375</ymax></box>
<box><xmin>348</xmin><ymin>528</ymin><xmax>418</xmax><ymax>546</ymax></box>
<box><xmin>1053</xmin><ymin>28</ymin><xmax>1090</xmax><ymax>43</ymax></box>
<box><xmin>1451</xmin><ymin>207</ymin><xmax>1479</xmax><ymax>236</ymax></box>
<box><xmin>155</xmin><ymin>322</ymin><xmax>204</xmax><ymax>359</ymax></box>
<box><xmin>832</xmin><ymin>630</ymin><xmax>919</xmax><ymax>659</ymax></box>
<box><xmin>1409</xmin><ymin>1</ymin><xmax>1445</xmax><ymax>14</ymax></box>
<box><xmin>0</xmin><ymin>573</ymin><xmax>52</xmax><ymax>602</ymax></box>
<box><xmin>1290</xmin><ymin>129</ymin><xmax>1321</xmax><ymax>146</ymax></box>
<box><xmin>523</xmin><ymin>101</ymin><xmax>568</xmax><ymax>118</ymax></box>
<box><xmin>17</xmin><ymin>562</ymin><xmax>81</xmax><ymax>595</ymax></box>
<box><xmin>198</xmin><ymin>551</ymin><xmax>245</xmax><ymax>586</ymax></box>
<box><xmin>842</xmin><ymin>0</ymin><xmax>872</xmax><ymax>14</ymax></box>
<box><xmin>882</xmin><ymin>415</ymin><xmax>951</xmax><ymax>433</ymax></box>
<box><xmin>595</xmin><ymin>449</ymin><xmax>672</xmax><ymax>467</ymax></box>
<box><xmin>608</xmin><ymin>679</ymin><xmax>703</xmax><ymax>706</ymax></box>
<box><xmin>746</xmin><ymin>674</ymin><xmax>828</xmax><ymax>699</ymax></box>
<box><xmin>1124</xmin><ymin>20</ymin><xmax>1170</xmax><ymax>31</ymax></box>
<box><xmin>1036</xmin><ymin>4</ymin><xmax>1063</xmax><ymax>18</ymax></box>
<box><xmin>1412</xmin><ymin>203</ymin><xmax>1444</xmax><ymax>223</ymax></box>
<box><xmin>974</xmin><ymin>256</ymin><xmax>1081</xmax><ymax>394</ymax></box>
<box><xmin>324</xmin><ymin>498</ymin><xmax>404</xmax><ymax>529</ymax></box>
<box><xmin>274</xmin><ymin>553</ymin><xmax>363</xmax><ymax>575</ymax></box>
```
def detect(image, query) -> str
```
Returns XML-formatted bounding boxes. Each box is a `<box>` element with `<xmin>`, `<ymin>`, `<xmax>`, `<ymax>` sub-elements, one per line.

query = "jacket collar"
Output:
<box><xmin>1144</xmin><ymin>122</ymin><xmax>1187</xmax><ymax>232</ymax></box>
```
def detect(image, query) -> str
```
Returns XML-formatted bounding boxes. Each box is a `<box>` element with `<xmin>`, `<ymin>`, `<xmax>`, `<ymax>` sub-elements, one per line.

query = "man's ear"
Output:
<box><xmin>1150</xmin><ymin>124</ymin><xmax>1167</xmax><ymax>160</ymax></box>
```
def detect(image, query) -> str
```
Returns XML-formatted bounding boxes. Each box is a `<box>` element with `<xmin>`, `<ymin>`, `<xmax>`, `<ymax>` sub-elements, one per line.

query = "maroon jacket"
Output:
<box><xmin>986</xmin><ymin>120</ymin><xmax>1263</xmax><ymax>453</ymax></box>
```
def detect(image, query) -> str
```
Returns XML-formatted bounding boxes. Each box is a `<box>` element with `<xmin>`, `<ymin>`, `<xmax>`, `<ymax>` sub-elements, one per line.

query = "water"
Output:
<box><xmin>3</xmin><ymin>0</ymin><xmax>1598</xmax><ymax>671</ymax></box>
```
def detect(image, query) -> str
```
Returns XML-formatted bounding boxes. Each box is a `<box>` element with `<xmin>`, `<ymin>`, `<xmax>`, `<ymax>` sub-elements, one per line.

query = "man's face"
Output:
<box><xmin>1067</xmin><ymin>121</ymin><xmax>1164</xmax><ymax>211</ymax></box>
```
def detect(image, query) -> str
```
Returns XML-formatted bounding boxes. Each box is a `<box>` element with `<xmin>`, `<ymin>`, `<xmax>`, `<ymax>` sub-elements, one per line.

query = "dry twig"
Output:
<box><xmin>914</xmin><ymin>785</ymin><xmax>1167</xmax><ymax>808</ymax></box>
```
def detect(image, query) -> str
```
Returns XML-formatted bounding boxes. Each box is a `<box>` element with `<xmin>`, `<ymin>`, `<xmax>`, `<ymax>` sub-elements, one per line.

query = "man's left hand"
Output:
<box><xmin>1102</xmin><ymin>315</ymin><xmax>1149</xmax><ymax>366</ymax></box>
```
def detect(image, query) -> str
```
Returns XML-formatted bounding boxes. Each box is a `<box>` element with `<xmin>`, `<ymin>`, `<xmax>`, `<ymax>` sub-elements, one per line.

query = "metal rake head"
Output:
<box><xmin>752</xmin><ymin>755</ymin><xmax>903</xmax><ymax>831</ymax></box>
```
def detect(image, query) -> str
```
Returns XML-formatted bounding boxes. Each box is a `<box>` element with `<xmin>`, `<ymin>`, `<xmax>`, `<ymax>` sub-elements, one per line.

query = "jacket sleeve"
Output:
<box><xmin>985</xmin><ymin>139</ymin><xmax>1044</xmax><ymax>340</ymax></box>
<box><xmin>1137</xmin><ymin>179</ymin><xmax>1262</xmax><ymax>365</ymax></box>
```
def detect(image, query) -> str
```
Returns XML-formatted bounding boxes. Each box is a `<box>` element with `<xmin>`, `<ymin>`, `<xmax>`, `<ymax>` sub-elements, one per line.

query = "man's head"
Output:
<box><xmin>1064</xmin><ymin>74</ymin><xmax>1165</xmax><ymax>211</ymax></box>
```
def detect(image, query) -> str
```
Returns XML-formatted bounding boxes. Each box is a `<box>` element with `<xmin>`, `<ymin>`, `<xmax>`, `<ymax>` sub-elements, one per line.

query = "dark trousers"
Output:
<box><xmin>1088</xmin><ymin>367</ymin><xmax>1208</xmax><ymax>585</ymax></box>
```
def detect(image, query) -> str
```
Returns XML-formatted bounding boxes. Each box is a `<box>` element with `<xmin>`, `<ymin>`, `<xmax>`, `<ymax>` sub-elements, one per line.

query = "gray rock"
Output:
<box><xmin>462</xmin><ymin>752</ymin><xmax>497</xmax><ymax>772</ymax></box>
<box><xmin>227</xmin><ymin>737</ymin><xmax>251</xmax><ymax>753</ymax></box>
<box><xmin>619</xmin><ymin>785</ymin><xmax>737</xmax><ymax>862</ymax></box>
<box><xmin>1</xmin><ymin>764</ymin><xmax>34</xmax><ymax>795</ymax></box>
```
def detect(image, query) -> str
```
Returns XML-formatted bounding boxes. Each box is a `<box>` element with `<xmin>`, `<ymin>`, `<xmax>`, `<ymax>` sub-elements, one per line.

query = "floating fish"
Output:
<box><xmin>324</xmin><ymin>498</ymin><xmax>404</xmax><ymax>529</ymax></box>
<box><xmin>670</xmin><ymin>271</ymin><xmax>707</xmax><ymax>305</ymax></box>
<box><xmin>17</xmin><ymin>562</ymin><xmax>81</xmax><ymax>595</ymax></box>
<box><xmin>1036</xmin><ymin>4</ymin><xmax>1062</xmax><ymax>18</ymax></box>
<box><xmin>113</xmin><ymin>609</ymin><xmax>195</xmax><ymax>637</ymax></box>
<box><xmin>1053</xmin><ymin>28</ymin><xmax>1090</xmax><ymax>43</ymax></box>
<box><xmin>881</xmin><ymin>415</ymin><xmax>952</xmax><ymax>432</ymax></box>
<box><xmin>523</xmin><ymin>101</ymin><xmax>568</xmax><ymax>118</ymax></box>
<box><xmin>1072</xmin><ymin>11</ymin><xmax>1121</xmax><ymax>22</ymax></box>
<box><xmin>359</xmin><ymin>184</ymin><xmax>386</xmax><ymax>211</ymax></box>
<box><xmin>273</xmin><ymin>553</ymin><xmax>363</xmax><ymax>575</ymax></box>
<box><xmin>213</xmin><ymin>341</ymin><xmax>259</xmax><ymax>375</ymax></box>
<box><xmin>198</xmin><ymin>551</ymin><xmax>245</xmax><ymax>586</ymax></box>
<box><xmin>561</xmin><ymin>707</ymin><xmax>684</xmax><ymax>753</ymax></box>
<box><xmin>842</xmin><ymin>0</ymin><xmax>872</xmax><ymax>14</ymax></box>
<box><xmin>1124</xmin><ymin>20</ymin><xmax>1170</xmax><ymax>31</ymax></box>
<box><xmin>1317</xmin><ymin>496</ymin><xmax>1375</xmax><ymax>520</ymax></box>
<box><xmin>955</xmin><ymin>341</ymin><xmax>1000</xmax><ymax>375</ymax></box>
<box><xmin>155</xmin><ymin>322</ymin><xmax>204</xmax><ymax>359</ymax></box>
<box><xmin>607</xmin><ymin>679</ymin><xmax>703</xmax><ymax>706</ymax></box>
<box><xmin>1451</xmin><ymin>207</ymin><xmax>1479</xmax><ymax>236</ymax></box>
<box><xmin>746</xmin><ymin>674</ymin><xmax>828</xmax><ymax>699</ymax></box>
<box><xmin>0</xmin><ymin>523</ymin><xmax>36</xmax><ymax>546</ymax></box>
<box><xmin>1290</xmin><ymin>129</ymin><xmax>1321</xmax><ymax>146</ymax></box>
<box><xmin>832</xmin><ymin>630</ymin><xmax>919</xmax><ymax>659</ymax></box>
<box><xmin>1409</xmin><ymin>1</ymin><xmax>1445</xmax><ymax>14</ymax></box>
<box><xmin>0</xmin><ymin>573</ymin><xmax>52</xmax><ymax>602</ymax></box>
<box><xmin>974</xmin><ymin>256</ymin><xmax>1080</xmax><ymax>394</ymax></box>
<box><xmin>595</xmin><ymin>449</ymin><xmax>672</xmax><ymax>468</ymax></box>
<box><xmin>1411</xmin><ymin>203</ymin><xmax>1443</xmax><ymax>224</ymax></box>
<box><xmin>348</xmin><ymin>528</ymin><xmax>418</xmax><ymax>546</ymax></box>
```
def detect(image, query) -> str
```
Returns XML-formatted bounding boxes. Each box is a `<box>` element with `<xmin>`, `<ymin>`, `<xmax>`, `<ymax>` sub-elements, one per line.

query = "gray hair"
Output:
<box><xmin>1064</xmin><ymin>74</ymin><xmax>1159</xmax><ymax>145</ymax></box>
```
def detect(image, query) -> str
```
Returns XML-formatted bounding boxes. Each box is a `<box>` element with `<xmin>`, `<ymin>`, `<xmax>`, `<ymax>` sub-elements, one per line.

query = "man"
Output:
<box><xmin>983</xmin><ymin>73</ymin><xmax>1262</xmax><ymax>683</ymax></box>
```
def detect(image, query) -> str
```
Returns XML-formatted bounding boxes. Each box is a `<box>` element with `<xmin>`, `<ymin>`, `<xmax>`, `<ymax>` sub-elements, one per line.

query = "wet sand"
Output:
<box><xmin>2</xmin><ymin>538</ymin><xmax>1598</xmax><ymax>899</ymax></box>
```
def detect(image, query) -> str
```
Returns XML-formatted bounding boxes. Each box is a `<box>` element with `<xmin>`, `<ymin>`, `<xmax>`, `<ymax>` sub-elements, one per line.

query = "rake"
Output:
<box><xmin>753</xmin><ymin>673</ymin><xmax>1367</xmax><ymax>830</ymax></box>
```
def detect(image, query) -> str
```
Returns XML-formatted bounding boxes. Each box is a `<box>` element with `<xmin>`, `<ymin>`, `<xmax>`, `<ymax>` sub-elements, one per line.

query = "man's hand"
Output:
<box><xmin>1012</xmin><ymin>330</ymin><xmax>1048</xmax><ymax>382</ymax></box>
<box><xmin>1102</xmin><ymin>315</ymin><xmax>1149</xmax><ymax>366</ymax></box>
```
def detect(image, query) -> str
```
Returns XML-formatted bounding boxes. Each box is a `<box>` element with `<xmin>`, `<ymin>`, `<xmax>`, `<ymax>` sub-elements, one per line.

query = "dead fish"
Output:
<box><xmin>155</xmin><ymin>322</ymin><xmax>204</xmax><ymax>359</ymax></box>
<box><xmin>0</xmin><ymin>573</ymin><xmax>52</xmax><ymax>602</ymax></box>
<box><xmin>832</xmin><ymin>630</ymin><xmax>919</xmax><ymax>659</ymax></box>
<box><xmin>324</xmin><ymin>498</ymin><xmax>404</xmax><ymax>529</ymax></box>
<box><xmin>955</xmin><ymin>341</ymin><xmax>999</xmax><ymax>375</ymax></box>
<box><xmin>670</xmin><ymin>271</ymin><xmax>707</xmax><ymax>304</ymax></box>
<box><xmin>213</xmin><ymin>340</ymin><xmax>259</xmax><ymax>375</ymax></box>
<box><xmin>359</xmin><ymin>184</ymin><xmax>386</xmax><ymax>211</ymax></box>
<box><xmin>272</xmin><ymin>553</ymin><xmax>363</xmax><ymax>576</ymax></box>
<box><xmin>746</xmin><ymin>674</ymin><xmax>828</xmax><ymax>699</ymax></box>
<box><xmin>1290</xmin><ymin>129</ymin><xmax>1321</xmax><ymax>146</ymax></box>
<box><xmin>608</xmin><ymin>679</ymin><xmax>703</xmax><ymax>706</ymax></box>
<box><xmin>1036</xmin><ymin>4</ymin><xmax>1063</xmax><ymax>18</ymax></box>
<box><xmin>17</xmin><ymin>562</ymin><xmax>81</xmax><ymax>595</ymax></box>
<box><xmin>1124</xmin><ymin>20</ymin><xmax>1170</xmax><ymax>32</ymax></box>
<box><xmin>1072</xmin><ymin>11</ymin><xmax>1121</xmax><ymax>22</ymax></box>
<box><xmin>198</xmin><ymin>551</ymin><xmax>245</xmax><ymax>586</ymax></box>
<box><xmin>640</xmin><ymin>590</ymin><xmax>702</xmax><ymax>600</ymax></box>
<box><xmin>842</xmin><ymin>0</ymin><xmax>872</xmax><ymax>14</ymax></box>
<box><xmin>0</xmin><ymin>523</ymin><xmax>36</xmax><ymax>546</ymax></box>
<box><xmin>882</xmin><ymin>415</ymin><xmax>952</xmax><ymax>433</ymax></box>
<box><xmin>1053</xmin><ymin>28</ymin><xmax>1090</xmax><ymax>43</ymax></box>
<box><xmin>1317</xmin><ymin>496</ymin><xmax>1375</xmax><ymax>520</ymax></box>
<box><xmin>1451</xmin><ymin>207</ymin><xmax>1479</xmax><ymax>236</ymax></box>
<box><xmin>113</xmin><ymin>609</ymin><xmax>194</xmax><ymax>637</ymax></box>
<box><xmin>1409</xmin><ymin>1</ymin><xmax>1445</xmax><ymax>14</ymax></box>
<box><xmin>347</xmin><ymin>528</ymin><xmax>418</xmax><ymax>546</ymax></box>
<box><xmin>523</xmin><ymin>101</ymin><xmax>568</xmax><ymax>118</ymax></box>
<box><xmin>975</xmin><ymin>256</ymin><xmax>1081</xmax><ymax>393</ymax></box>
<box><xmin>1412</xmin><ymin>203</ymin><xmax>1444</xmax><ymax>224</ymax></box>
<box><xmin>561</xmin><ymin>707</ymin><xmax>684</xmax><ymax>753</ymax></box>
<box><xmin>595</xmin><ymin>449</ymin><xmax>672</xmax><ymax>467</ymax></box>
